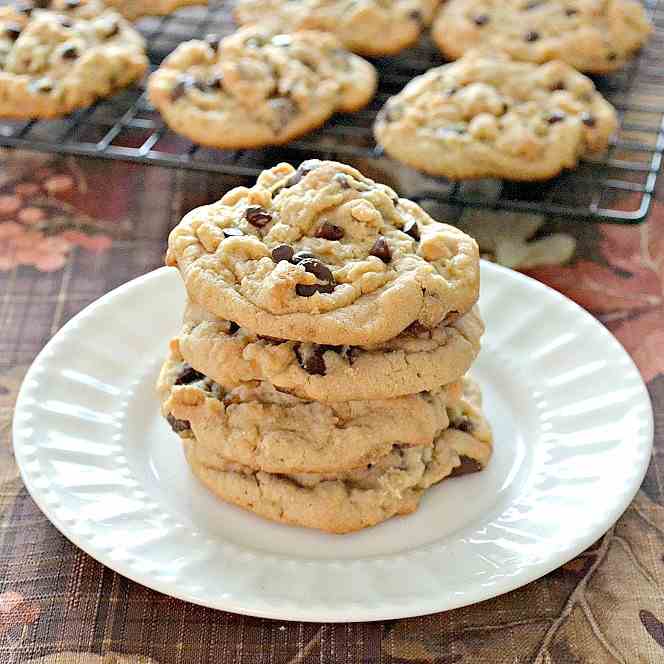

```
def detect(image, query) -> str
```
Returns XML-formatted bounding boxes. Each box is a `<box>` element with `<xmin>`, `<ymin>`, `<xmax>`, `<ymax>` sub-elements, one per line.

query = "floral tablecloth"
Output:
<box><xmin>0</xmin><ymin>149</ymin><xmax>662</xmax><ymax>664</ymax></box>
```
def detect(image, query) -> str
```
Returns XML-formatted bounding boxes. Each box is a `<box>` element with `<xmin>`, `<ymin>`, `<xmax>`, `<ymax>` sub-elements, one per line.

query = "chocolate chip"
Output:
<box><xmin>451</xmin><ymin>416</ymin><xmax>475</xmax><ymax>433</ymax></box>
<box><xmin>370</xmin><ymin>237</ymin><xmax>391</xmax><ymax>263</ymax></box>
<box><xmin>404</xmin><ymin>320</ymin><xmax>431</xmax><ymax>336</ymax></box>
<box><xmin>286</xmin><ymin>159</ymin><xmax>321</xmax><ymax>187</ymax></box>
<box><xmin>104</xmin><ymin>20</ymin><xmax>120</xmax><ymax>38</ymax></box>
<box><xmin>60</xmin><ymin>17</ymin><xmax>73</xmax><ymax>28</ymax></box>
<box><xmin>402</xmin><ymin>219</ymin><xmax>420</xmax><ymax>241</ymax></box>
<box><xmin>61</xmin><ymin>45</ymin><xmax>78</xmax><ymax>60</ymax></box>
<box><xmin>344</xmin><ymin>346</ymin><xmax>359</xmax><ymax>366</ymax></box>
<box><xmin>449</xmin><ymin>455</ymin><xmax>482</xmax><ymax>477</ymax></box>
<box><xmin>292</xmin><ymin>250</ymin><xmax>316</xmax><ymax>264</ymax></box>
<box><xmin>257</xmin><ymin>334</ymin><xmax>283</xmax><ymax>344</ymax></box>
<box><xmin>245</xmin><ymin>205</ymin><xmax>272</xmax><ymax>228</ymax></box>
<box><xmin>5</xmin><ymin>23</ymin><xmax>22</xmax><ymax>40</ymax></box>
<box><xmin>269</xmin><ymin>96</ymin><xmax>298</xmax><ymax>133</ymax></box>
<box><xmin>524</xmin><ymin>30</ymin><xmax>540</xmax><ymax>42</ymax></box>
<box><xmin>565</xmin><ymin>8</ymin><xmax>578</xmax><ymax>16</ymax></box>
<box><xmin>581</xmin><ymin>112</ymin><xmax>596</xmax><ymax>127</ymax></box>
<box><xmin>295</xmin><ymin>283</ymin><xmax>335</xmax><ymax>297</ymax></box>
<box><xmin>334</xmin><ymin>173</ymin><xmax>351</xmax><ymax>189</ymax></box>
<box><xmin>271</xmin><ymin>244</ymin><xmax>294</xmax><ymax>263</ymax></box>
<box><xmin>228</xmin><ymin>321</ymin><xmax>240</xmax><ymax>334</ymax></box>
<box><xmin>299</xmin><ymin>258</ymin><xmax>333</xmax><ymax>283</ymax></box>
<box><xmin>547</xmin><ymin>110</ymin><xmax>566</xmax><ymax>124</ymax></box>
<box><xmin>167</xmin><ymin>413</ymin><xmax>191</xmax><ymax>433</ymax></box>
<box><xmin>473</xmin><ymin>14</ymin><xmax>489</xmax><ymax>26</ymax></box>
<box><xmin>207</xmin><ymin>74</ymin><xmax>224</xmax><ymax>90</ymax></box>
<box><xmin>174</xmin><ymin>364</ymin><xmax>205</xmax><ymax>385</ymax></box>
<box><xmin>316</xmin><ymin>223</ymin><xmax>344</xmax><ymax>241</ymax></box>
<box><xmin>222</xmin><ymin>227</ymin><xmax>244</xmax><ymax>238</ymax></box>
<box><xmin>607</xmin><ymin>52</ymin><xmax>617</xmax><ymax>61</ymax></box>
<box><xmin>445</xmin><ymin>87</ymin><xmax>459</xmax><ymax>97</ymax></box>
<box><xmin>205</xmin><ymin>33</ymin><xmax>221</xmax><ymax>50</ymax></box>
<box><xmin>15</xmin><ymin>2</ymin><xmax>34</xmax><ymax>16</ymax></box>
<box><xmin>295</xmin><ymin>344</ymin><xmax>326</xmax><ymax>376</ymax></box>
<box><xmin>550</xmin><ymin>81</ymin><xmax>566</xmax><ymax>91</ymax></box>
<box><xmin>171</xmin><ymin>78</ymin><xmax>190</xmax><ymax>101</ymax></box>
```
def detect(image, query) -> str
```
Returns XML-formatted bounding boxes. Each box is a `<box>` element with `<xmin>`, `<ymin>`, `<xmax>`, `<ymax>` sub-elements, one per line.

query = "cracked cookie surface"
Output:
<box><xmin>432</xmin><ymin>0</ymin><xmax>652</xmax><ymax>74</ymax></box>
<box><xmin>176</xmin><ymin>301</ymin><xmax>483</xmax><ymax>401</ymax></box>
<box><xmin>181</xmin><ymin>377</ymin><xmax>492</xmax><ymax>533</ymax></box>
<box><xmin>234</xmin><ymin>0</ymin><xmax>441</xmax><ymax>56</ymax></box>
<box><xmin>374</xmin><ymin>51</ymin><xmax>617</xmax><ymax>180</ymax></box>
<box><xmin>157</xmin><ymin>346</ymin><xmax>461</xmax><ymax>474</ymax></box>
<box><xmin>0</xmin><ymin>6</ymin><xmax>147</xmax><ymax>118</ymax></box>
<box><xmin>148</xmin><ymin>26</ymin><xmax>377</xmax><ymax>148</ymax></box>
<box><xmin>166</xmin><ymin>160</ymin><xmax>480</xmax><ymax>345</ymax></box>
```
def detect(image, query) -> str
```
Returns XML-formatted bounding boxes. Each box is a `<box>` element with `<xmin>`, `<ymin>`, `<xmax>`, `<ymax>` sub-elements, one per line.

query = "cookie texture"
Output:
<box><xmin>182</xmin><ymin>377</ymin><xmax>492</xmax><ymax>533</ymax></box>
<box><xmin>166</xmin><ymin>160</ymin><xmax>480</xmax><ymax>345</ymax></box>
<box><xmin>158</xmin><ymin>346</ymin><xmax>461</xmax><ymax>473</ymax></box>
<box><xmin>374</xmin><ymin>51</ymin><xmax>618</xmax><ymax>180</ymax></box>
<box><xmin>234</xmin><ymin>0</ymin><xmax>441</xmax><ymax>56</ymax></box>
<box><xmin>177</xmin><ymin>301</ymin><xmax>483</xmax><ymax>401</ymax></box>
<box><xmin>148</xmin><ymin>27</ymin><xmax>377</xmax><ymax>149</ymax></box>
<box><xmin>18</xmin><ymin>0</ymin><xmax>208</xmax><ymax>21</ymax></box>
<box><xmin>0</xmin><ymin>6</ymin><xmax>147</xmax><ymax>118</ymax></box>
<box><xmin>432</xmin><ymin>0</ymin><xmax>652</xmax><ymax>74</ymax></box>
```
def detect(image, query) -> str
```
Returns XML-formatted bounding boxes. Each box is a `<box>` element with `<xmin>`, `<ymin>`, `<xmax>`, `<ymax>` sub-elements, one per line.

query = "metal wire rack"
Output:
<box><xmin>1</xmin><ymin>1</ymin><xmax>663</xmax><ymax>222</ymax></box>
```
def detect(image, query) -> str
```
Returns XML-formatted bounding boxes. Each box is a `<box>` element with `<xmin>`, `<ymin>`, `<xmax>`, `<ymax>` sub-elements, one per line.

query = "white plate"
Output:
<box><xmin>13</xmin><ymin>263</ymin><xmax>653</xmax><ymax>622</ymax></box>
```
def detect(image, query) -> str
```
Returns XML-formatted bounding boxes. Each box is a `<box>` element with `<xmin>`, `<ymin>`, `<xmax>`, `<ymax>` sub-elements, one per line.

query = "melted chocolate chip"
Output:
<box><xmin>550</xmin><ymin>81</ymin><xmax>566</xmax><ymax>91</ymax></box>
<box><xmin>344</xmin><ymin>346</ymin><xmax>359</xmax><ymax>366</ymax></box>
<box><xmin>295</xmin><ymin>344</ymin><xmax>326</xmax><ymax>376</ymax></box>
<box><xmin>271</xmin><ymin>244</ymin><xmax>294</xmax><ymax>263</ymax></box>
<box><xmin>299</xmin><ymin>258</ymin><xmax>333</xmax><ymax>283</ymax></box>
<box><xmin>607</xmin><ymin>52</ymin><xmax>617</xmax><ymax>61</ymax></box>
<box><xmin>296</xmin><ymin>283</ymin><xmax>335</xmax><ymax>297</ymax></box>
<box><xmin>565</xmin><ymin>8</ymin><xmax>579</xmax><ymax>16</ymax></box>
<box><xmin>316</xmin><ymin>223</ymin><xmax>344</xmax><ymax>241</ymax></box>
<box><xmin>370</xmin><ymin>237</ymin><xmax>391</xmax><ymax>263</ymax></box>
<box><xmin>547</xmin><ymin>111</ymin><xmax>566</xmax><ymax>124</ymax></box>
<box><xmin>245</xmin><ymin>205</ymin><xmax>272</xmax><ymax>228</ymax></box>
<box><xmin>167</xmin><ymin>413</ymin><xmax>191</xmax><ymax>433</ymax></box>
<box><xmin>174</xmin><ymin>364</ymin><xmax>205</xmax><ymax>385</ymax></box>
<box><xmin>450</xmin><ymin>455</ymin><xmax>482</xmax><ymax>477</ymax></box>
<box><xmin>30</xmin><ymin>78</ymin><xmax>53</xmax><ymax>94</ymax></box>
<box><xmin>524</xmin><ymin>30</ymin><xmax>540</xmax><ymax>42</ymax></box>
<box><xmin>292</xmin><ymin>250</ymin><xmax>316</xmax><ymax>264</ymax></box>
<box><xmin>286</xmin><ymin>159</ymin><xmax>321</xmax><ymax>188</ymax></box>
<box><xmin>104</xmin><ymin>20</ymin><xmax>120</xmax><ymax>38</ymax></box>
<box><xmin>269</xmin><ymin>96</ymin><xmax>298</xmax><ymax>133</ymax></box>
<box><xmin>61</xmin><ymin>45</ymin><xmax>79</xmax><ymax>60</ymax></box>
<box><xmin>171</xmin><ymin>78</ymin><xmax>190</xmax><ymax>102</ymax></box>
<box><xmin>205</xmin><ymin>33</ymin><xmax>221</xmax><ymax>50</ymax></box>
<box><xmin>581</xmin><ymin>112</ymin><xmax>596</xmax><ymax>127</ymax></box>
<box><xmin>207</xmin><ymin>74</ymin><xmax>224</xmax><ymax>90</ymax></box>
<box><xmin>451</xmin><ymin>416</ymin><xmax>475</xmax><ymax>433</ymax></box>
<box><xmin>404</xmin><ymin>321</ymin><xmax>431</xmax><ymax>336</ymax></box>
<box><xmin>473</xmin><ymin>14</ymin><xmax>489</xmax><ymax>26</ymax></box>
<box><xmin>5</xmin><ymin>23</ymin><xmax>22</xmax><ymax>40</ymax></box>
<box><xmin>402</xmin><ymin>219</ymin><xmax>420</xmax><ymax>241</ymax></box>
<box><xmin>222</xmin><ymin>227</ymin><xmax>244</xmax><ymax>238</ymax></box>
<box><xmin>257</xmin><ymin>334</ymin><xmax>284</xmax><ymax>344</ymax></box>
<box><xmin>228</xmin><ymin>321</ymin><xmax>240</xmax><ymax>334</ymax></box>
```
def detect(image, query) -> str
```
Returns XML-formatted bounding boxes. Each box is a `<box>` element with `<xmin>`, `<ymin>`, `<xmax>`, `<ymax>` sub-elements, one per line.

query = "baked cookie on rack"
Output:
<box><xmin>176</xmin><ymin>302</ymin><xmax>484</xmax><ymax>401</ymax></box>
<box><xmin>148</xmin><ymin>26</ymin><xmax>377</xmax><ymax>148</ymax></box>
<box><xmin>158</xmin><ymin>346</ymin><xmax>460</xmax><ymax>474</ymax></box>
<box><xmin>234</xmin><ymin>0</ymin><xmax>440</xmax><ymax>56</ymax></box>
<box><xmin>181</xmin><ymin>377</ymin><xmax>492</xmax><ymax>533</ymax></box>
<box><xmin>12</xmin><ymin>0</ymin><xmax>208</xmax><ymax>21</ymax></box>
<box><xmin>166</xmin><ymin>160</ymin><xmax>480</xmax><ymax>345</ymax></box>
<box><xmin>374</xmin><ymin>51</ymin><xmax>618</xmax><ymax>180</ymax></box>
<box><xmin>0</xmin><ymin>6</ymin><xmax>147</xmax><ymax>118</ymax></box>
<box><xmin>432</xmin><ymin>0</ymin><xmax>652</xmax><ymax>74</ymax></box>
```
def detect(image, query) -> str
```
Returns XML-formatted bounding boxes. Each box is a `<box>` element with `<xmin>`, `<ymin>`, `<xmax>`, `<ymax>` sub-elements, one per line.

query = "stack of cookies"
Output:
<box><xmin>158</xmin><ymin>160</ymin><xmax>492</xmax><ymax>533</ymax></box>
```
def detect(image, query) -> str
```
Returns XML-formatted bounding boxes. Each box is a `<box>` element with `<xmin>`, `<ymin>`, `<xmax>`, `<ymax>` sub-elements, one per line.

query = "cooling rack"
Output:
<box><xmin>0</xmin><ymin>0</ymin><xmax>662</xmax><ymax>222</ymax></box>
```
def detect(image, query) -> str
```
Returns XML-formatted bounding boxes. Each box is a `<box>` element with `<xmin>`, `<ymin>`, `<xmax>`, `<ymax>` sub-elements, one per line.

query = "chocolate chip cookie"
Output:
<box><xmin>158</xmin><ymin>346</ymin><xmax>460</xmax><ymax>474</ymax></box>
<box><xmin>234</xmin><ymin>0</ymin><xmax>441</xmax><ymax>56</ymax></box>
<box><xmin>176</xmin><ymin>301</ymin><xmax>483</xmax><ymax>401</ymax></box>
<box><xmin>148</xmin><ymin>26</ymin><xmax>377</xmax><ymax>149</ymax></box>
<box><xmin>432</xmin><ymin>0</ymin><xmax>652</xmax><ymax>74</ymax></box>
<box><xmin>374</xmin><ymin>51</ymin><xmax>618</xmax><ymax>180</ymax></box>
<box><xmin>0</xmin><ymin>6</ymin><xmax>147</xmax><ymax>118</ymax></box>
<box><xmin>166</xmin><ymin>160</ymin><xmax>480</xmax><ymax>345</ymax></box>
<box><xmin>181</xmin><ymin>377</ymin><xmax>492</xmax><ymax>533</ymax></box>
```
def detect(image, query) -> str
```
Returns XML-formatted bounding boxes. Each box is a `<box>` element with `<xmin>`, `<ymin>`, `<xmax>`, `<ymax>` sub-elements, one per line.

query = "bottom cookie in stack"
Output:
<box><xmin>157</xmin><ymin>347</ymin><xmax>492</xmax><ymax>534</ymax></box>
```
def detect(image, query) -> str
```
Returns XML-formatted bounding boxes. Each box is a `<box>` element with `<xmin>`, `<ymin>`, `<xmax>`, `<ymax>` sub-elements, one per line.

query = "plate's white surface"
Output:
<box><xmin>13</xmin><ymin>262</ymin><xmax>653</xmax><ymax>622</ymax></box>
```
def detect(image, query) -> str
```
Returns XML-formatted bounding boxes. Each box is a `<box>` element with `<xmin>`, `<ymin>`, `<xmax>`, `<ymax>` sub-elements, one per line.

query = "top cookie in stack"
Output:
<box><xmin>161</xmin><ymin>160</ymin><xmax>489</xmax><ymax>532</ymax></box>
